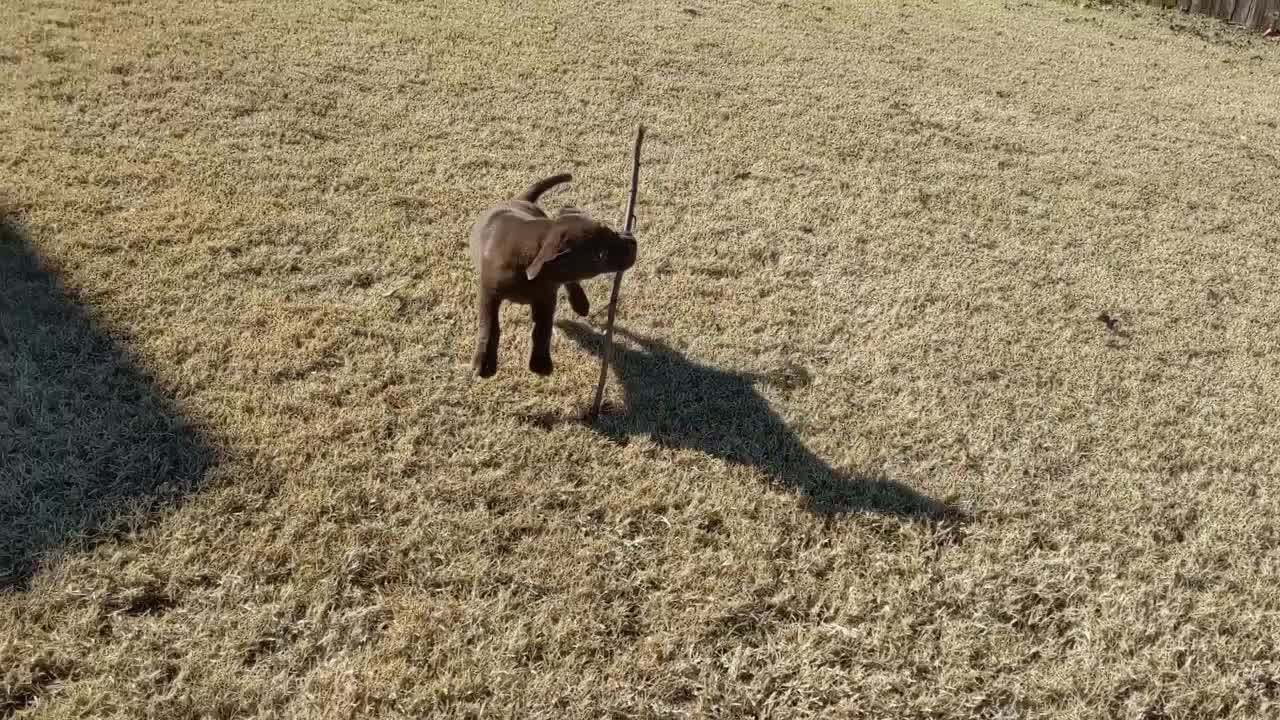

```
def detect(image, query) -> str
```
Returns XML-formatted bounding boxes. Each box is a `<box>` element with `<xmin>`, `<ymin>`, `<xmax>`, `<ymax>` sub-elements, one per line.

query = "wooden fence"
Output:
<box><xmin>1143</xmin><ymin>0</ymin><xmax>1280</xmax><ymax>30</ymax></box>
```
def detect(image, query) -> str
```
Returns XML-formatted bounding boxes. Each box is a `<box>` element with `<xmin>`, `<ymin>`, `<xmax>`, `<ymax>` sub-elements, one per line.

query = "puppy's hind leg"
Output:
<box><xmin>565</xmin><ymin>281</ymin><xmax>590</xmax><ymax>317</ymax></box>
<box><xmin>473</xmin><ymin>289</ymin><xmax>501</xmax><ymax>378</ymax></box>
<box><xmin>529</xmin><ymin>292</ymin><xmax>557</xmax><ymax>376</ymax></box>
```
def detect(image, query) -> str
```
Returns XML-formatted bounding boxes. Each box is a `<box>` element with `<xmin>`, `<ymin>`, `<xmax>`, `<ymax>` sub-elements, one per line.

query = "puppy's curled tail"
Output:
<box><xmin>517</xmin><ymin>173</ymin><xmax>572</xmax><ymax>203</ymax></box>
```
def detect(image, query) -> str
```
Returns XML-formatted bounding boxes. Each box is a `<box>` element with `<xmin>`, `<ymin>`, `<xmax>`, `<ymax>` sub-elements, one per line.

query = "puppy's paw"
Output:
<box><xmin>529</xmin><ymin>354</ymin><xmax>553</xmax><ymax>376</ymax></box>
<box><xmin>474</xmin><ymin>352</ymin><xmax>498</xmax><ymax>378</ymax></box>
<box><xmin>566</xmin><ymin>283</ymin><xmax>590</xmax><ymax>317</ymax></box>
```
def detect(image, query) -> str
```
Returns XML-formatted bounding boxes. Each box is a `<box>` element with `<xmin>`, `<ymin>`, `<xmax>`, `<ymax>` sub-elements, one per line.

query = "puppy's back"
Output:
<box><xmin>469</xmin><ymin>204</ymin><xmax>550</xmax><ymax>273</ymax></box>
<box><xmin>470</xmin><ymin>173</ymin><xmax>568</xmax><ymax>273</ymax></box>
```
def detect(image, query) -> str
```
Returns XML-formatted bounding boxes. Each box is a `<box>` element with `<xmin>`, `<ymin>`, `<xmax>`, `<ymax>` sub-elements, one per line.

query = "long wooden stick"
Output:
<box><xmin>590</xmin><ymin>124</ymin><xmax>644</xmax><ymax>420</ymax></box>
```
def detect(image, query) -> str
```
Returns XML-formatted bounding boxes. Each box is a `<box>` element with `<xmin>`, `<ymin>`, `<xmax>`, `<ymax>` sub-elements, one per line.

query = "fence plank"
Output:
<box><xmin>1138</xmin><ymin>0</ymin><xmax>1280</xmax><ymax>29</ymax></box>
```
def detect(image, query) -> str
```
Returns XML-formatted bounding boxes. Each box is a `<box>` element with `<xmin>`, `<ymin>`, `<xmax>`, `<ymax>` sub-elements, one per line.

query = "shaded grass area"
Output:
<box><xmin>560</xmin><ymin>320</ymin><xmax>967</xmax><ymax>520</ymax></box>
<box><xmin>0</xmin><ymin>210</ymin><xmax>216</xmax><ymax>592</ymax></box>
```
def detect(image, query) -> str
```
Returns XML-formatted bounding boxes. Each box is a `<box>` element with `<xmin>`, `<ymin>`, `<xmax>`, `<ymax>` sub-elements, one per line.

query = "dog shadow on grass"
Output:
<box><xmin>0</xmin><ymin>209</ymin><xmax>217</xmax><ymax>590</ymax></box>
<box><xmin>557</xmin><ymin>321</ymin><xmax>966</xmax><ymax>523</ymax></box>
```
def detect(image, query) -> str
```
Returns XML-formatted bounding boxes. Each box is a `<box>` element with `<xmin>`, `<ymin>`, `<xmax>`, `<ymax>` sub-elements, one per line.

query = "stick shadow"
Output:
<box><xmin>558</xmin><ymin>321</ymin><xmax>967</xmax><ymax>522</ymax></box>
<box><xmin>1</xmin><ymin>209</ymin><xmax>217</xmax><ymax>590</ymax></box>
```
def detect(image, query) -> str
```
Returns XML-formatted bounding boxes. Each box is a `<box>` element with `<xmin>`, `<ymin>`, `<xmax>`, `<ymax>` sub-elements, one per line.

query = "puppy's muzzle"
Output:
<box><xmin>612</xmin><ymin>234</ymin><xmax>637</xmax><ymax>272</ymax></box>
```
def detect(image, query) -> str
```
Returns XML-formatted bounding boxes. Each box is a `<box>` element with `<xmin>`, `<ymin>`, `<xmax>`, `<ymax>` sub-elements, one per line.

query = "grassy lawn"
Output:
<box><xmin>3</xmin><ymin>0</ymin><xmax>1279</xmax><ymax>717</ymax></box>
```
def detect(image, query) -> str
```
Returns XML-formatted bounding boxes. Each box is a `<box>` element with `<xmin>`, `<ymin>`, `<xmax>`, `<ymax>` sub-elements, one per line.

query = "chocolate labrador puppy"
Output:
<box><xmin>469</xmin><ymin>173</ymin><xmax>637</xmax><ymax>378</ymax></box>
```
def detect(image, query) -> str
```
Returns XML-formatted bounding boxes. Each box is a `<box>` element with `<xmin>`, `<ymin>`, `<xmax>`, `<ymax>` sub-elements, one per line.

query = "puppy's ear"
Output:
<box><xmin>527</xmin><ymin>228</ymin><xmax>568</xmax><ymax>280</ymax></box>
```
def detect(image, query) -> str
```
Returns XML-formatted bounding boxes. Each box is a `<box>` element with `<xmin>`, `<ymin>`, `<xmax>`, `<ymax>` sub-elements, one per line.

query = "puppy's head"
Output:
<box><xmin>526</xmin><ymin>215</ymin><xmax>637</xmax><ymax>282</ymax></box>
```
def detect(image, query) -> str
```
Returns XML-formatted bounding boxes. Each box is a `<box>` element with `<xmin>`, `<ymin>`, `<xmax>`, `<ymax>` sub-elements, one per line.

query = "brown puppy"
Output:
<box><xmin>469</xmin><ymin>173</ymin><xmax>637</xmax><ymax>378</ymax></box>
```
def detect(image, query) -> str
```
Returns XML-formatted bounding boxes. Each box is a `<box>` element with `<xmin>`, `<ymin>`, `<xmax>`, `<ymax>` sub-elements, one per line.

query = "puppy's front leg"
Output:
<box><xmin>565</xmin><ymin>281</ymin><xmax>590</xmax><ymax>317</ymax></box>
<box><xmin>473</xmin><ymin>288</ymin><xmax>501</xmax><ymax>378</ymax></box>
<box><xmin>528</xmin><ymin>292</ymin><xmax>556</xmax><ymax>376</ymax></box>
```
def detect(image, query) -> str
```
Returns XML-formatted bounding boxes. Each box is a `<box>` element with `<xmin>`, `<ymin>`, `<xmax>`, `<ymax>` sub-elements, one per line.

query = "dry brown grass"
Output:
<box><xmin>3</xmin><ymin>0</ymin><xmax>1280</xmax><ymax>716</ymax></box>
